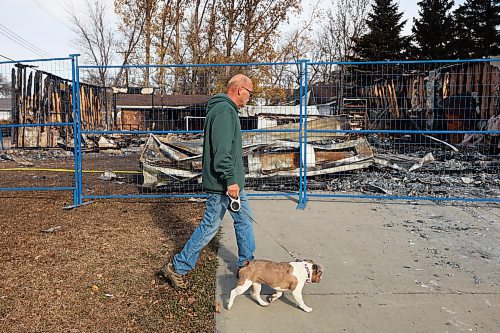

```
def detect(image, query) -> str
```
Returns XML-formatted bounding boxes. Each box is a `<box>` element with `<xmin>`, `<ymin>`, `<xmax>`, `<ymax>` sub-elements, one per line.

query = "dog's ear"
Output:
<box><xmin>312</xmin><ymin>264</ymin><xmax>323</xmax><ymax>273</ymax></box>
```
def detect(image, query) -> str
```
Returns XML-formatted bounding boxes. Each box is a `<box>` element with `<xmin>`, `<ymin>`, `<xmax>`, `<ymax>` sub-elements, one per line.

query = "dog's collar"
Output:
<box><xmin>295</xmin><ymin>260</ymin><xmax>313</xmax><ymax>283</ymax></box>
<box><xmin>304</xmin><ymin>263</ymin><xmax>312</xmax><ymax>283</ymax></box>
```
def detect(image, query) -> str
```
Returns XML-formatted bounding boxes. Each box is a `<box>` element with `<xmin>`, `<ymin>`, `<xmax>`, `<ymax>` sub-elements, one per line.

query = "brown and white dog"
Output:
<box><xmin>227</xmin><ymin>259</ymin><xmax>324</xmax><ymax>312</ymax></box>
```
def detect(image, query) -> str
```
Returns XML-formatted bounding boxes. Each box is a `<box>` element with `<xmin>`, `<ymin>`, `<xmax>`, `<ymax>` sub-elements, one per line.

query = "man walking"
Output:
<box><xmin>161</xmin><ymin>74</ymin><xmax>256</xmax><ymax>289</ymax></box>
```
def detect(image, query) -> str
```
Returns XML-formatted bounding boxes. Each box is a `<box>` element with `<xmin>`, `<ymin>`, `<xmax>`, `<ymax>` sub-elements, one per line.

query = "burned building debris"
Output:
<box><xmin>139</xmin><ymin>116</ymin><xmax>372</xmax><ymax>188</ymax></box>
<box><xmin>7</xmin><ymin>63</ymin><xmax>110</xmax><ymax>148</ymax></box>
<box><xmin>138</xmin><ymin>126</ymin><xmax>499</xmax><ymax>200</ymax></box>
<box><xmin>362</xmin><ymin>63</ymin><xmax>495</xmax><ymax>134</ymax></box>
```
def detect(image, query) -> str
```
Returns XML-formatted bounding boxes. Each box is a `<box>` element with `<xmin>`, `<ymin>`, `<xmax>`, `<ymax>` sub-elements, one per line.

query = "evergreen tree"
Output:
<box><xmin>412</xmin><ymin>0</ymin><xmax>455</xmax><ymax>59</ymax></box>
<box><xmin>353</xmin><ymin>0</ymin><xmax>411</xmax><ymax>60</ymax></box>
<box><xmin>452</xmin><ymin>0</ymin><xmax>500</xmax><ymax>58</ymax></box>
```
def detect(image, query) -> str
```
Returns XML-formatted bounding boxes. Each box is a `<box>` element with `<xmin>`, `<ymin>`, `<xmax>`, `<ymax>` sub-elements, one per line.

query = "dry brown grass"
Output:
<box><xmin>0</xmin><ymin>192</ymin><xmax>218</xmax><ymax>333</ymax></box>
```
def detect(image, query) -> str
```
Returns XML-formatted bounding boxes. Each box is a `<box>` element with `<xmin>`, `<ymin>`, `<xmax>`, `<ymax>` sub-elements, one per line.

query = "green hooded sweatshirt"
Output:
<box><xmin>201</xmin><ymin>94</ymin><xmax>244</xmax><ymax>193</ymax></box>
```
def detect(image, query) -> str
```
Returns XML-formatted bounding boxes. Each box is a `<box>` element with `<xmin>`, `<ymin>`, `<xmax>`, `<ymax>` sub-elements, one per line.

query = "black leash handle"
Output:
<box><xmin>226</xmin><ymin>192</ymin><xmax>241</xmax><ymax>212</ymax></box>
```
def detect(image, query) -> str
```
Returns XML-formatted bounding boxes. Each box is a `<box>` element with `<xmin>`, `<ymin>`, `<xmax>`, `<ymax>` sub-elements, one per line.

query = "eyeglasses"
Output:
<box><xmin>241</xmin><ymin>86</ymin><xmax>253</xmax><ymax>98</ymax></box>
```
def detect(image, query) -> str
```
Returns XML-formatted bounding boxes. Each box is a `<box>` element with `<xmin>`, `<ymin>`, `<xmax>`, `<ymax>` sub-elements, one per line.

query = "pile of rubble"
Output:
<box><xmin>0</xmin><ymin>149</ymin><xmax>73</xmax><ymax>166</ymax></box>
<box><xmin>138</xmin><ymin>119</ymin><xmax>499</xmax><ymax>199</ymax></box>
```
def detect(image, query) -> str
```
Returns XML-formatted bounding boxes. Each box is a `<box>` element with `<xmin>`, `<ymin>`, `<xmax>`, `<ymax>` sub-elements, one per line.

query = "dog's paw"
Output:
<box><xmin>259</xmin><ymin>301</ymin><xmax>269</xmax><ymax>307</ymax></box>
<box><xmin>226</xmin><ymin>303</ymin><xmax>233</xmax><ymax>310</ymax></box>
<box><xmin>301</xmin><ymin>306</ymin><xmax>312</xmax><ymax>313</ymax></box>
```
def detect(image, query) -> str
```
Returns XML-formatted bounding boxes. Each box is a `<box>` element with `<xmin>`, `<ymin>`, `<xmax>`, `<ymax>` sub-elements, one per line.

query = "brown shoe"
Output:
<box><xmin>161</xmin><ymin>261</ymin><xmax>187</xmax><ymax>289</ymax></box>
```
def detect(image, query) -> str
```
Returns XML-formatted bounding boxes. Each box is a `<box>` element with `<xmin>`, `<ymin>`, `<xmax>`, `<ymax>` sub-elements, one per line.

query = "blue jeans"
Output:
<box><xmin>172</xmin><ymin>190</ymin><xmax>255</xmax><ymax>275</ymax></box>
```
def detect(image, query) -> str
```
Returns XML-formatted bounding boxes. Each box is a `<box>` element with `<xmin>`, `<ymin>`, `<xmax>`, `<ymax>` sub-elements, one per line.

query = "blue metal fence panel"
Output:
<box><xmin>304</xmin><ymin>59</ymin><xmax>500</xmax><ymax>203</ymax></box>
<box><xmin>77</xmin><ymin>62</ymin><xmax>304</xmax><ymax>201</ymax></box>
<box><xmin>0</xmin><ymin>57</ymin><xmax>76</xmax><ymax>194</ymax></box>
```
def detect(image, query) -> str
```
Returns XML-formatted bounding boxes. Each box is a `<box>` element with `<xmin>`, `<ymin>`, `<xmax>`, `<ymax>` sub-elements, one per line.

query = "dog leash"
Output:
<box><xmin>227</xmin><ymin>194</ymin><xmax>300</xmax><ymax>261</ymax></box>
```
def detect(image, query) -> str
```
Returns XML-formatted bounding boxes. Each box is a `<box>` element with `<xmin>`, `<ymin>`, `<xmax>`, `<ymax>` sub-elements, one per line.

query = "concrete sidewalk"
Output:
<box><xmin>215</xmin><ymin>198</ymin><xmax>499</xmax><ymax>333</ymax></box>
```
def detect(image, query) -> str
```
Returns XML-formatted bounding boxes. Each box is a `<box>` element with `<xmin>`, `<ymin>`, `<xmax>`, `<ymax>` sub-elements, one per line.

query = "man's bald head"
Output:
<box><xmin>227</xmin><ymin>74</ymin><xmax>252</xmax><ymax>90</ymax></box>
<box><xmin>226</xmin><ymin>74</ymin><xmax>253</xmax><ymax>108</ymax></box>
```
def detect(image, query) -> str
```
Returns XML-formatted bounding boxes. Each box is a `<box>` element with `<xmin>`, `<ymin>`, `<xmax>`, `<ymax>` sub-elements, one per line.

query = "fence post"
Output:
<box><xmin>70</xmin><ymin>54</ymin><xmax>83</xmax><ymax>206</ymax></box>
<box><xmin>297</xmin><ymin>59</ymin><xmax>310</xmax><ymax>209</ymax></box>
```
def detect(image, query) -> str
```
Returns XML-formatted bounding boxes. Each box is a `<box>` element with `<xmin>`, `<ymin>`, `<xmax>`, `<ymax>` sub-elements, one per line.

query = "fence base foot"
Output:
<box><xmin>63</xmin><ymin>201</ymin><xmax>94</xmax><ymax>210</ymax></box>
<box><xmin>296</xmin><ymin>199</ymin><xmax>307</xmax><ymax>210</ymax></box>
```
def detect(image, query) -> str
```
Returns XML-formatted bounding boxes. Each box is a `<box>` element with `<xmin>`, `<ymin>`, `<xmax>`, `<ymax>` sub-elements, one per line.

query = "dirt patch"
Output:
<box><xmin>0</xmin><ymin>192</ymin><xmax>219</xmax><ymax>333</ymax></box>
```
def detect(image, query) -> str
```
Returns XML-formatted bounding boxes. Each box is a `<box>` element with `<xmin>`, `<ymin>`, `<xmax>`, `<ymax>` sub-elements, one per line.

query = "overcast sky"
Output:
<box><xmin>0</xmin><ymin>0</ymin><xmax>466</xmax><ymax>63</ymax></box>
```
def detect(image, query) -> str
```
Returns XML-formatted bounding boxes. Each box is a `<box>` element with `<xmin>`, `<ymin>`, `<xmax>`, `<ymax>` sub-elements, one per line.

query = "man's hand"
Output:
<box><xmin>227</xmin><ymin>183</ymin><xmax>240</xmax><ymax>198</ymax></box>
